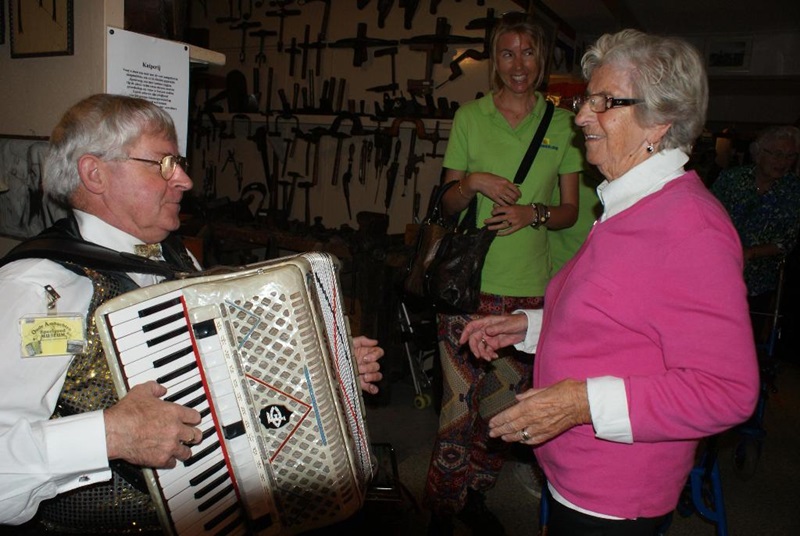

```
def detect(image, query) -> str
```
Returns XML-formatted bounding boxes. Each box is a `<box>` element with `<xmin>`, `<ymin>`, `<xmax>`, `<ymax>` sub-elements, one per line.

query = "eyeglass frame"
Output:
<box><xmin>124</xmin><ymin>154</ymin><xmax>188</xmax><ymax>180</ymax></box>
<box><xmin>571</xmin><ymin>93</ymin><xmax>644</xmax><ymax>114</ymax></box>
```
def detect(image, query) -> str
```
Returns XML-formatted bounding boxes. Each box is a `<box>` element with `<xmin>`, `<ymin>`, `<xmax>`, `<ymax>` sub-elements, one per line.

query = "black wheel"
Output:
<box><xmin>733</xmin><ymin>438</ymin><xmax>760</xmax><ymax>480</ymax></box>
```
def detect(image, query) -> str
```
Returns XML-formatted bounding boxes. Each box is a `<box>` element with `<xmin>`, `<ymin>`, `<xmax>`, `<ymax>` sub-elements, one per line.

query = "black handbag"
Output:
<box><xmin>404</xmin><ymin>101</ymin><xmax>555</xmax><ymax>313</ymax></box>
<box><xmin>423</xmin><ymin>199</ymin><xmax>496</xmax><ymax>313</ymax></box>
<box><xmin>403</xmin><ymin>180</ymin><xmax>458</xmax><ymax>300</ymax></box>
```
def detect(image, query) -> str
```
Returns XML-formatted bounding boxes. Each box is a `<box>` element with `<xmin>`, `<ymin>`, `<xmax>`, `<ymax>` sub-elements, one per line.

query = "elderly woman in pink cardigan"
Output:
<box><xmin>461</xmin><ymin>29</ymin><xmax>759</xmax><ymax>536</ymax></box>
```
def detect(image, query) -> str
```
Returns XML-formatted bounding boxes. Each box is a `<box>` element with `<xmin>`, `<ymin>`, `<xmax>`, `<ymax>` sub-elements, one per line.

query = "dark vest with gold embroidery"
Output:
<box><xmin>2</xmin><ymin>214</ymin><xmax>198</xmax><ymax>533</ymax></box>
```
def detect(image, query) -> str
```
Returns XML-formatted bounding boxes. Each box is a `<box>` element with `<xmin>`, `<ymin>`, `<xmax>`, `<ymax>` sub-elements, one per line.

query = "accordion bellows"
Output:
<box><xmin>95</xmin><ymin>252</ymin><xmax>374</xmax><ymax>535</ymax></box>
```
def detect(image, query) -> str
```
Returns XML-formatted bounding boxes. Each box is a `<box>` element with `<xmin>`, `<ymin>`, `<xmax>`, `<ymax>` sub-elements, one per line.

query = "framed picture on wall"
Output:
<box><xmin>705</xmin><ymin>36</ymin><xmax>752</xmax><ymax>74</ymax></box>
<box><xmin>9</xmin><ymin>0</ymin><xmax>74</xmax><ymax>59</ymax></box>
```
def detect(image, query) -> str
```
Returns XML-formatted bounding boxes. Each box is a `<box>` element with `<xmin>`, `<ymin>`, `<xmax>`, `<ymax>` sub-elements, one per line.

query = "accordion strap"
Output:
<box><xmin>0</xmin><ymin>215</ymin><xmax>188</xmax><ymax>278</ymax></box>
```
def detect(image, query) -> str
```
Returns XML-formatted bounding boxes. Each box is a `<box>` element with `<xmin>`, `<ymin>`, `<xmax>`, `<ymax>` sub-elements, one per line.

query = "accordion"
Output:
<box><xmin>95</xmin><ymin>252</ymin><xmax>374</xmax><ymax>535</ymax></box>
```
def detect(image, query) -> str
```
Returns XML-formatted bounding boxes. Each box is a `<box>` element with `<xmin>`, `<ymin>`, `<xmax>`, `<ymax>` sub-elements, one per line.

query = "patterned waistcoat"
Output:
<box><xmin>5</xmin><ymin>215</ymin><xmax>199</xmax><ymax>533</ymax></box>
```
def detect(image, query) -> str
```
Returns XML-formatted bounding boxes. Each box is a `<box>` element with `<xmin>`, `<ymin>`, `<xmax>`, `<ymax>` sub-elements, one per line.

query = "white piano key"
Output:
<box><xmin>119</xmin><ymin>330</ymin><xmax>192</xmax><ymax>365</ymax></box>
<box><xmin>110</xmin><ymin>301</ymin><xmax>185</xmax><ymax>338</ymax></box>
<box><xmin>124</xmin><ymin>343</ymin><xmax>195</xmax><ymax>378</ymax></box>
<box><xmin>126</xmin><ymin>353</ymin><xmax>197</xmax><ymax>388</ymax></box>
<box><xmin>204</xmin><ymin>363</ymin><xmax>233</xmax><ymax>386</ymax></box>
<box><xmin>200</xmin><ymin>349</ymin><xmax>226</xmax><ymax>370</ymax></box>
<box><xmin>105</xmin><ymin>290</ymin><xmax>184</xmax><ymax>326</ymax></box>
<box><xmin>120</xmin><ymin>334</ymin><xmax>194</xmax><ymax>371</ymax></box>
<box><xmin>160</xmin><ymin>452</ymin><xmax>224</xmax><ymax>500</ymax></box>
<box><xmin>158</xmin><ymin>446</ymin><xmax>222</xmax><ymax>495</ymax></box>
<box><xmin>167</xmin><ymin>463</ymin><xmax>231</xmax><ymax>513</ymax></box>
<box><xmin>212</xmin><ymin>392</ymin><xmax>242</xmax><ymax>429</ymax></box>
<box><xmin>172</xmin><ymin>485</ymin><xmax>239</xmax><ymax>534</ymax></box>
<box><xmin>114</xmin><ymin>316</ymin><xmax>189</xmax><ymax>352</ymax></box>
<box><xmin>164</xmin><ymin>378</ymin><xmax>207</xmax><ymax>407</ymax></box>
<box><xmin>197</xmin><ymin>334</ymin><xmax>222</xmax><ymax>354</ymax></box>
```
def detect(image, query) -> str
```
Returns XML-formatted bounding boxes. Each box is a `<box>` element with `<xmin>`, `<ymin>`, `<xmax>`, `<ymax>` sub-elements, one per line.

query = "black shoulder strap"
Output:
<box><xmin>462</xmin><ymin>100</ymin><xmax>555</xmax><ymax>228</ymax></box>
<box><xmin>512</xmin><ymin>100</ymin><xmax>555</xmax><ymax>185</ymax></box>
<box><xmin>0</xmin><ymin>217</ymin><xmax>179</xmax><ymax>278</ymax></box>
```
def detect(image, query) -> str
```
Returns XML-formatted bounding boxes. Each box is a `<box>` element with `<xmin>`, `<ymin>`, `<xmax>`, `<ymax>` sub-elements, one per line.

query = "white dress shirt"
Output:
<box><xmin>0</xmin><ymin>211</ymin><xmax>192</xmax><ymax>525</ymax></box>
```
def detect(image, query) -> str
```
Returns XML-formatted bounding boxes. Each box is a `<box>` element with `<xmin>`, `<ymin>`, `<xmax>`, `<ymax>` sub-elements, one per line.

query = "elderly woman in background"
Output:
<box><xmin>459</xmin><ymin>29</ymin><xmax>759</xmax><ymax>536</ymax></box>
<box><xmin>712</xmin><ymin>125</ymin><xmax>800</xmax><ymax>343</ymax></box>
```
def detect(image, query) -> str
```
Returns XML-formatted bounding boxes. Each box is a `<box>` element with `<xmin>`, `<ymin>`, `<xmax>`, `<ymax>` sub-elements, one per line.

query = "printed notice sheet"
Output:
<box><xmin>106</xmin><ymin>27</ymin><xmax>190</xmax><ymax>154</ymax></box>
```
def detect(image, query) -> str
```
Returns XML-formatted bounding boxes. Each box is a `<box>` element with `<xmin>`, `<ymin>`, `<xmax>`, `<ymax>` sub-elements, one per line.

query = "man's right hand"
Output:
<box><xmin>104</xmin><ymin>381</ymin><xmax>203</xmax><ymax>469</ymax></box>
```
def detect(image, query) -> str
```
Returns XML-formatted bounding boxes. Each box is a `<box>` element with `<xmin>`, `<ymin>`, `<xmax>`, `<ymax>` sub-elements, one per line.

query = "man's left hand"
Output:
<box><xmin>352</xmin><ymin>336</ymin><xmax>383</xmax><ymax>394</ymax></box>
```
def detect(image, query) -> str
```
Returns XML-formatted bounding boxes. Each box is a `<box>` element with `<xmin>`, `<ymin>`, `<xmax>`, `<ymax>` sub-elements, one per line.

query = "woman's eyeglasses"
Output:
<box><xmin>570</xmin><ymin>94</ymin><xmax>643</xmax><ymax>114</ymax></box>
<box><xmin>124</xmin><ymin>154</ymin><xmax>188</xmax><ymax>180</ymax></box>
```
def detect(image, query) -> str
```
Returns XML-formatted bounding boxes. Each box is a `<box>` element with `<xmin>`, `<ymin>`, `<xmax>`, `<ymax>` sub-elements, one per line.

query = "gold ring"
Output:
<box><xmin>481</xmin><ymin>337</ymin><xmax>487</xmax><ymax>345</ymax></box>
<box><xmin>520</xmin><ymin>428</ymin><xmax>531</xmax><ymax>442</ymax></box>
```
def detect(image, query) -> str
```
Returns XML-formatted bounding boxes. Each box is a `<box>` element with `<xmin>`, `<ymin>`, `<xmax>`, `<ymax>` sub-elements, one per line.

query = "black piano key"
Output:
<box><xmin>139</xmin><ymin>296</ymin><xmax>182</xmax><ymax>318</ymax></box>
<box><xmin>200</xmin><ymin>406</ymin><xmax>211</xmax><ymax>419</ymax></box>
<box><xmin>157</xmin><ymin>361</ymin><xmax>198</xmax><ymax>384</ymax></box>
<box><xmin>189</xmin><ymin>460</ymin><xmax>227</xmax><ymax>487</ymax></box>
<box><xmin>184</xmin><ymin>440</ymin><xmax>220</xmax><ymax>467</ymax></box>
<box><xmin>203</xmin><ymin>502</ymin><xmax>241</xmax><ymax>532</ymax></box>
<box><xmin>148</xmin><ymin>325</ymin><xmax>189</xmax><ymax>347</ymax></box>
<box><xmin>182</xmin><ymin>393</ymin><xmax>208</xmax><ymax>410</ymax></box>
<box><xmin>201</xmin><ymin>426</ymin><xmax>216</xmax><ymax>441</ymax></box>
<box><xmin>251</xmin><ymin>513</ymin><xmax>274</xmax><ymax>531</ymax></box>
<box><xmin>164</xmin><ymin>380</ymin><xmax>204</xmax><ymax>403</ymax></box>
<box><xmin>152</xmin><ymin>345</ymin><xmax>194</xmax><ymax>368</ymax></box>
<box><xmin>198</xmin><ymin>483</ymin><xmax>234</xmax><ymax>512</ymax></box>
<box><xmin>193</xmin><ymin>319</ymin><xmax>218</xmax><ymax>339</ymax></box>
<box><xmin>195</xmin><ymin>473</ymin><xmax>230</xmax><ymax>500</ymax></box>
<box><xmin>222</xmin><ymin>421</ymin><xmax>246</xmax><ymax>440</ymax></box>
<box><xmin>214</xmin><ymin>513</ymin><xmax>247</xmax><ymax>536</ymax></box>
<box><xmin>142</xmin><ymin>311</ymin><xmax>186</xmax><ymax>333</ymax></box>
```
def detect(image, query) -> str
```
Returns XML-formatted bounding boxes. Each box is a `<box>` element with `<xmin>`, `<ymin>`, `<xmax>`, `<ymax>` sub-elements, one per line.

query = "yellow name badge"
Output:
<box><xmin>20</xmin><ymin>314</ymin><xmax>86</xmax><ymax>357</ymax></box>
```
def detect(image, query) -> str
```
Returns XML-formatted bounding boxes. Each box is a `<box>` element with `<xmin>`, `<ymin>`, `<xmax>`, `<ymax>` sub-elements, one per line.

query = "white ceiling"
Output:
<box><xmin>540</xmin><ymin>0</ymin><xmax>800</xmax><ymax>38</ymax></box>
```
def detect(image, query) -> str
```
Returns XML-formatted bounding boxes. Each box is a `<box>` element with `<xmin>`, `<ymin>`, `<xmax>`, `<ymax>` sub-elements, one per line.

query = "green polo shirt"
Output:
<box><xmin>443</xmin><ymin>92</ymin><xmax>584</xmax><ymax>296</ymax></box>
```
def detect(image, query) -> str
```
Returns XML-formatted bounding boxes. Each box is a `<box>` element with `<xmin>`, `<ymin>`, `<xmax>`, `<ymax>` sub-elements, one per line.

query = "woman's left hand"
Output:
<box><xmin>487</xmin><ymin>204</ymin><xmax>533</xmax><ymax>235</ymax></box>
<box><xmin>488</xmin><ymin>379</ymin><xmax>592</xmax><ymax>445</ymax></box>
<box><xmin>352</xmin><ymin>336</ymin><xmax>384</xmax><ymax>394</ymax></box>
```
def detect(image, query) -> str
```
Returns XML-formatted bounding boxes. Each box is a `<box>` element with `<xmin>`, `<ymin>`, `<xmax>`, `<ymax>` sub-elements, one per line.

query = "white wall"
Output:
<box><xmin>0</xmin><ymin>0</ymin><xmax>124</xmax><ymax>137</ymax></box>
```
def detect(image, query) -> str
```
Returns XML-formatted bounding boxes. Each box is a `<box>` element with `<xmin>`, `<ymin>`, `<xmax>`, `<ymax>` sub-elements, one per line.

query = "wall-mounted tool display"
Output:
<box><xmin>188</xmin><ymin>0</ymin><xmax>543</xmax><ymax>234</ymax></box>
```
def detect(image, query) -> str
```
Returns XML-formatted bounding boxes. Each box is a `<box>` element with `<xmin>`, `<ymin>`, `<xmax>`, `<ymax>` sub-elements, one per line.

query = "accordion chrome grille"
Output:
<box><xmin>220</xmin><ymin>276</ymin><xmax>356</xmax><ymax>530</ymax></box>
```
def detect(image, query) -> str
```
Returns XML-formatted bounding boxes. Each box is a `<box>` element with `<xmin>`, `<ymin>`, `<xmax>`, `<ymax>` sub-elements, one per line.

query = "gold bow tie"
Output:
<box><xmin>133</xmin><ymin>243</ymin><xmax>163</xmax><ymax>259</ymax></box>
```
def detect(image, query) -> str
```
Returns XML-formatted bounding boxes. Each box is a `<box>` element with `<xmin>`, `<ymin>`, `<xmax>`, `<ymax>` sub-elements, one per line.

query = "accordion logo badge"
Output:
<box><xmin>260</xmin><ymin>404</ymin><xmax>292</xmax><ymax>429</ymax></box>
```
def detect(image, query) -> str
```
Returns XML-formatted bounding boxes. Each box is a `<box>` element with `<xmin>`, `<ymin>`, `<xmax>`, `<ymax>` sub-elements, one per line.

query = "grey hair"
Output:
<box><xmin>490</xmin><ymin>12</ymin><xmax>549</xmax><ymax>91</ymax></box>
<box><xmin>581</xmin><ymin>29</ymin><xmax>708</xmax><ymax>154</ymax></box>
<box><xmin>44</xmin><ymin>93</ymin><xmax>178</xmax><ymax>206</ymax></box>
<box><xmin>750</xmin><ymin>125</ymin><xmax>800</xmax><ymax>158</ymax></box>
